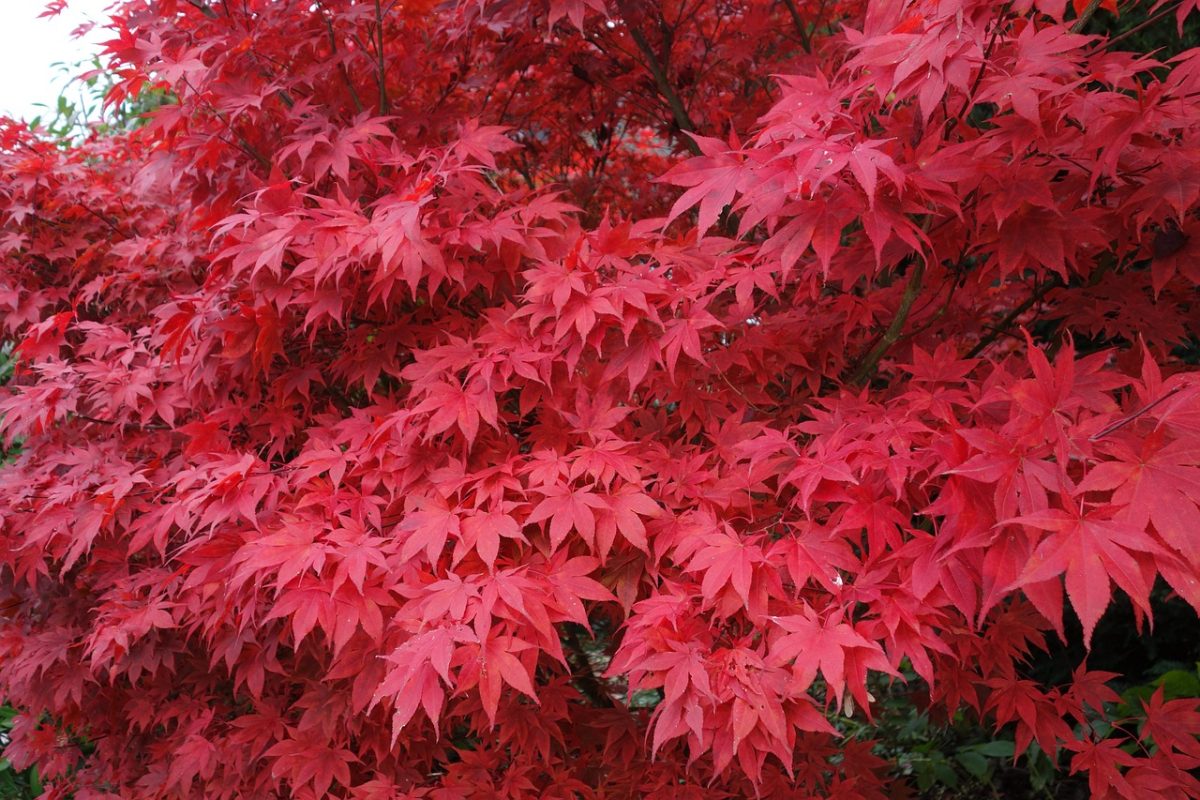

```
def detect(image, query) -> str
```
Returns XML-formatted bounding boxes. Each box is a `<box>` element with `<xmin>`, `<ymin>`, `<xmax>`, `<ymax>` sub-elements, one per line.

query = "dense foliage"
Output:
<box><xmin>3</xmin><ymin>0</ymin><xmax>1200</xmax><ymax>797</ymax></box>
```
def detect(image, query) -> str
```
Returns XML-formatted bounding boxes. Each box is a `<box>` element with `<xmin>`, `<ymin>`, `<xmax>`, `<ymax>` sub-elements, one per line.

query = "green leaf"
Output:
<box><xmin>971</xmin><ymin>740</ymin><xmax>1015</xmax><ymax>758</ymax></box>
<box><xmin>1154</xmin><ymin>669</ymin><xmax>1200</xmax><ymax>699</ymax></box>
<box><xmin>1027</xmin><ymin>744</ymin><xmax>1055</xmax><ymax>792</ymax></box>
<box><xmin>915</xmin><ymin>761</ymin><xmax>935</xmax><ymax>791</ymax></box>
<box><xmin>932</xmin><ymin>757</ymin><xmax>959</xmax><ymax>788</ymax></box>
<box><xmin>956</xmin><ymin>750</ymin><xmax>989</xmax><ymax>778</ymax></box>
<box><xmin>1119</xmin><ymin>684</ymin><xmax>1155</xmax><ymax>713</ymax></box>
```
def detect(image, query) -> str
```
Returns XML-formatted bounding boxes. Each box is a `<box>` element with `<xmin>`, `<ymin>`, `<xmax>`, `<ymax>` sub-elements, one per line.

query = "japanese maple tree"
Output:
<box><xmin>2</xmin><ymin>0</ymin><xmax>1200</xmax><ymax>796</ymax></box>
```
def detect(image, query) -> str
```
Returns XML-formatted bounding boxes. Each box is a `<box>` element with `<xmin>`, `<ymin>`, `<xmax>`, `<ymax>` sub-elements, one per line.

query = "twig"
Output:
<box><xmin>76</xmin><ymin>203</ymin><xmax>132</xmax><ymax>240</ymax></box>
<box><xmin>1070</xmin><ymin>0</ymin><xmax>1104</xmax><ymax>33</ymax></box>
<box><xmin>186</xmin><ymin>0</ymin><xmax>219</xmax><ymax>18</ymax></box>
<box><xmin>965</xmin><ymin>277</ymin><xmax>1060</xmax><ymax>359</ymax></box>
<box><xmin>780</xmin><ymin>0</ymin><xmax>813</xmax><ymax>52</ymax></box>
<box><xmin>897</xmin><ymin>271</ymin><xmax>960</xmax><ymax>343</ymax></box>
<box><xmin>373</xmin><ymin>0</ymin><xmax>390</xmax><ymax>114</ymax></box>
<box><xmin>716</xmin><ymin>365</ymin><xmax>768</xmax><ymax>415</ymax></box>
<box><xmin>75</xmin><ymin>414</ymin><xmax>169</xmax><ymax>431</ymax></box>
<box><xmin>618</xmin><ymin>4</ymin><xmax>701</xmax><ymax>156</ymax></box>
<box><xmin>846</xmin><ymin>257</ymin><xmax>926</xmax><ymax>385</ymax></box>
<box><xmin>1089</xmin><ymin>385</ymin><xmax>1184</xmax><ymax>441</ymax></box>
<box><xmin>317</xmin><ymin>1</ymin><xmax>364</xmax><ymax>113</ymax></box>
<box><xmin>947</xmin><ymin>2</ymin><xmax>1013</xmax><ymax>134</ymax></box>
<box><xmin>181</xmin><ymin>77</ymin><xmax>272</xmax><ymax>170</ymax></box>
<box><xmin>563</xmin><ymin>626</ymin><xmax>615</xmax><ymax>708</ymax></box>
<box><xmin>1092</xmin><ymin>2</ymin><xmax>1178</xmax><ymax>52</ymax></box>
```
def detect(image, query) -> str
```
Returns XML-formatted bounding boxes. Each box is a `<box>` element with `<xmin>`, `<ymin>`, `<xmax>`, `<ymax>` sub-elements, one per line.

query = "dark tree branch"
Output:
<box><xmin>317</xmin><ymin>1</ymin><xmax>365</xmax><ymax>114</ymax></box>
<box><xmin>1070</xmin><ymin>0</ymin><xmax>1104</xmax><ymax>33</ymax></box>
<box><xmin>966</xmin><ymin>276</ymin><xmax>1062</xmax><ymax>358</ymax></box>
<box><xmin>186</xmin><ymin>0</ymin><xmax>219</xmax><ymax>18</ymax></box>
<box><xmin>1094</xmin><ymin>2</ymin><xmax>1179</xmax><ymax>52</ymax></box>
<box><xmin>563</xmin><ymin>626</ymin><xmax>616</xmax><ymax>708</ymax></box>
<box><xmin>373</xmin><ymin>0</ymin><xmax>390</xmax><ymax>114</ymax></box>
<box><xmin>780</xmin><ymin>0</ymin><xmax>813</xmax><ymax>52</ymax></box>
<box><xmin>846</xmin><ymin>257</ymin><xmax>926</xmax><ymax>385</ymax></box>
<box><xmin>618</xmin><ymin>5</ymin><xmax>702</xmax><ymax>156</ymax></box>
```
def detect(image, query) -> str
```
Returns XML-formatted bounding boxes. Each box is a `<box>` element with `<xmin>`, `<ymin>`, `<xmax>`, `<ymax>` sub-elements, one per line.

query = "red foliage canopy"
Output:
<box><xmin>2</xmin><ymin>0</ymin><xmax>1200</xmax><ymax>797</ymax></box>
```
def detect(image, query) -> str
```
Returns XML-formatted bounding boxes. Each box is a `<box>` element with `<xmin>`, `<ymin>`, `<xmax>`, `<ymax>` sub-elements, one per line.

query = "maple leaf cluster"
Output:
<box><xmin>1</xmin><ymin>0</ymin><xmax>1200</xmax><ymax>797</ymax></box>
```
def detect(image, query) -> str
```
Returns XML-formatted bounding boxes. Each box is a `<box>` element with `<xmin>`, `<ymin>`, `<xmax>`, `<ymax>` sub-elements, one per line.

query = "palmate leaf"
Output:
<box><xmin>1008</xmin><ymin>508</ymin><xmax>1164</xmax><ymax>647</ymax></box>
<box><xmin>0</xmin><ymin>0</ymin><xmax>1200</xmax><ymax>798</ymax></box>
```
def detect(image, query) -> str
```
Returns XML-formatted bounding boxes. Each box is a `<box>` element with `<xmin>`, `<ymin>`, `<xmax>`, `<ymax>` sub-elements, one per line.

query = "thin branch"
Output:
<box><xmin>716</xmin><ymin>365</ymin><xmax>768</xmax><ymax>416</ymax></box>
<box><xmin>965</xmin><ymin>276</ymin><xmax>1061</xmax><ymax>359</ymax></box>
<box><xmin>947</xmin><ymin>2</ymin><xmax>1013</xmax><ymax>134</ymax></box>
<box><xmin>515</xmin><ymin>151</ymin><xmax>537</xmax><ymax>191</ymax></box>
<box><xmin>186</xmin><ymin>0</ymin><xmax>219</xmax><ymax>18</ymax></box>
<box><xmin>217</xmin><ymin>131</ymin><xmax>272</xmax><ymax>170</ymax></box>
<box><xmin>1070</xmin><ymin>0</ymin><xmax>1104</xmax><ymax>33</ymax></box>
<box><xmin>1090</xmin><ymin>385</ymin><xmax>1184</xmax><ymax>441</ymax></box>
<box><xmin>780</xmin><ymin>0</ymin><xmax>813</xmax><ymax>53</ymax></box>
<box><xmin>317</xmin><ymin>1</ymin><xmax>365</xmax><ymax>113</ymax></box>
<box><xmin>76</xmin><ymin>203</ymin><xmax>132</xmax><ymax>240</ymax></box>
<box><xmin>373</xmin><ymin>0</ymin><xmax>390</xmax><ymax>114</ymax></box>
<box><xmin>563</xmin><ymin>626</ymin><xmax>615</xmax><ymax>708</ymax></box>
<box><xmin>74</xmin><ymin>414</ymin><xmax>169</xmax><ymax>431</ymax></box>
<box><xmin>618</xmin><ymin>5</ymin><xmax>701</xmax><ymax>155</ymax></box>
<box><xmin>1093</xmin><ymin>2</ymin><xmax>1179</xmax><ymax>52</ymax></box>
<box><xmin>897</xmin><ymin>271</ymin><xmax>960</xmax><ymax>343</ymax></box>
<box><xmin>181</xmin><ymin>77</ymin><xmax>272</xmax><ymax>170</ymax></box>
<box><xmin>846</xmin><ymin>257</ymin><xmax>926</xmax><ymax>385</ymax></box>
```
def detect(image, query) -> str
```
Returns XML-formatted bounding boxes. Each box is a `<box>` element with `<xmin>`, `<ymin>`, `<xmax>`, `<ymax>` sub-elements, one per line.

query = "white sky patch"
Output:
<box><xmin>0</xmin><ymin>0</ymin><xmax>112</xmax><ymax>122</ymax></box>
